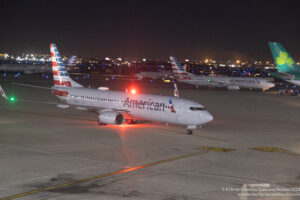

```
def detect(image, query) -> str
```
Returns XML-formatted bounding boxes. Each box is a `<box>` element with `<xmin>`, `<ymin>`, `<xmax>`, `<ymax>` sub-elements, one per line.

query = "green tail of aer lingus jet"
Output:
<box><xmin>268</xmin><ymin>42</ymin><xmax>300</xmax><ymax>86</ymax></box>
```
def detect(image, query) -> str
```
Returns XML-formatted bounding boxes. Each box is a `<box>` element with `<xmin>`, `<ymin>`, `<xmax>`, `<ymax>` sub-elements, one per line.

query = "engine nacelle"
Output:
<box><xmin>98</xmin><ymin>111</ymin><xmax>125</xmax><ymax>125</ymax></box>
<box><xmin>227</xmin><ymin>85</ymin><xmax>240</xmax><ymax>90</ymax></box>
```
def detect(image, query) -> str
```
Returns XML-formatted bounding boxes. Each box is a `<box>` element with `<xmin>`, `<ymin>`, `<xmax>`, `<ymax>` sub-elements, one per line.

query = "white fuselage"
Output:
<box><xmin>135</xmin><ymin>72</ymin><xmax>172</xmax><ymax>79</ymax></box>
<box><xmin>287</xmin><ymin>79</ymin><xmax>300</xmax><ymax>86</ymax></box>
<box><xmin>178</xmin><ymin>75</ymin><xmax>275</xmax><ymax>90</ymax></box>
<box><xmin>52</xmin><ymin>86</ymin><xmax>213</xmax><ymax>126</ymax></box>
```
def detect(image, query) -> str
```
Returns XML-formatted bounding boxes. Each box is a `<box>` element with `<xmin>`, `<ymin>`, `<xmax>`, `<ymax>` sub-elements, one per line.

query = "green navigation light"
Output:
<box><xmin>9</xmin><ymin>97</ymin><xmax>15</xmax><ymax>102</ymax></box>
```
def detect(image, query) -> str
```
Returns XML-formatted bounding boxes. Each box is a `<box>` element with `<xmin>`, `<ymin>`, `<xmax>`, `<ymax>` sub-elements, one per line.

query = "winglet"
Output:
<box><xmin>0</xmin><ymin>85</ymin><xmax>8</xmax><ymax>100</ymax></box>
<box><xmin>174</xmin><ymin>82</ymin><xmax>179</xmax><ymax>97</ymax></box>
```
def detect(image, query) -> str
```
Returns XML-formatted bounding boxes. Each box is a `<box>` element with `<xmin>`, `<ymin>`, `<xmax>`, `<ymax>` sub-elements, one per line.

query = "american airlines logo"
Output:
<box><xmin>123</xmin><ymin>97</ymin><xmax>169</xmax><ymax>112</ymax></box>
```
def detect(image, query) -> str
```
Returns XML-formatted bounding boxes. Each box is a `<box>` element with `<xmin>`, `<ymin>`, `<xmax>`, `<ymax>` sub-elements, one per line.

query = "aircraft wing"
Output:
<box><xmin>12</xmin><ymin>82</ymin><xmax>52</xmax><ymax>90</ymax></box>
<box><xmin>0</xmin><ymin>85</ymin><xmax>8</xmax><ymax>100</ymax></box>
<box><xmin>207</xmin><ymin>80</ymin><xmax>227</xmax><ymax>87</ymax></box>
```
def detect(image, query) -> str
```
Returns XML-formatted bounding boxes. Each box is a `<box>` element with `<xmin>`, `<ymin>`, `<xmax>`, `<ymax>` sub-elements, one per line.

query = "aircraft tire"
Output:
<box><xmin>187</xmin><ymin>129</ymin><xmax>193</xmax><ymax>135</ymax></box>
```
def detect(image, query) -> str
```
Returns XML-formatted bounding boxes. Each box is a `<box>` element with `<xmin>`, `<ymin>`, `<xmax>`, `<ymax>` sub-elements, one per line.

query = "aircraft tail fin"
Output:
<box><xmin>170</xmin><ymin>56</ymin><xmax>195</xmax><ymax>78</ymax></box>
<box><xmin>66</xmin><ymin>55</ymin><xmax>77</xmax><ymax>66</ymax></box>
<box><xmin>268</xmin><ymin>42</ymin><xmax>299</xmax><ymax>74</ymax></box>
<box><xmin>50</xmin><ymin>44</ymin><xmax>82</xmax><ymax>87</ymax></box>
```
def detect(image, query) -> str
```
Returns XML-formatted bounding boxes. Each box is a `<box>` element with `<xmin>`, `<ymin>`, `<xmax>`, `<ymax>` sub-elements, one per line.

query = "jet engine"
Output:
<box><xmin>227</xmin><ymin>85</ymin><xmax>240</xmax><ymax>90</ymax></box>
<box><xmin>98</xmin><ymin>111</ymin><xmax>125</xmax><ymax>125</ymax></box>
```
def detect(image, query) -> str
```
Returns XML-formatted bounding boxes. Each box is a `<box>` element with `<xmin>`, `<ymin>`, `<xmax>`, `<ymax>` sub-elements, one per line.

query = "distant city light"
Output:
<box><xmin>105</xmin><ymin>57</ymin><xmax>110</xmax><ymax>61</ymax></box>
<box><xmin>185</xmin><ymin>59</ymin><xmax>189</xmax><ymax>62</ymax></box>
<box><xmin>142</xmin><ymin>58</ymin><xmax>146</xmax><ymax>62</ymax></box>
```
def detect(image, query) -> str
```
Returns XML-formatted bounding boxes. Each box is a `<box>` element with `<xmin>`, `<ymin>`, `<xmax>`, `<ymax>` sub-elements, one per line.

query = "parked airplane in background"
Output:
<box><xmin>66</xmin><ymin>56</ymin><xmax>77</xmax><ymax>67</ymax></box>
<box><xmin>0</xmin><ymin>44</ymin><xmax>213</xmax><ymax>134</ymax></box>
<box><xmin>0</xmin><ymin>55</ymin><xmax>77</xmax><ymax>74</ymax></box>
<box><xmin>170</xmin><ymin>56</ymin><xmax>275</xmax><ymax>91</ymax></box>
<box><xmin>268</xmin><ymin>42</ymin><xmax>300</xmax><ymax>86</ymax></box>
<box><xmin>135</xmin><ymin>71</ymin><xmax>172</xmax><ymax>80</ymax></box>
<box><xmin>0</xmin><ymin>64</ymin><xmax>51</xmax><ymax>74</ymax></box>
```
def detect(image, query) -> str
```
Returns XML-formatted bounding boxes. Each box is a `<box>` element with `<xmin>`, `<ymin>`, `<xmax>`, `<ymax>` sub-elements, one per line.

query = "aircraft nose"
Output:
<box><xmin>263</xmin><ymin>83</ymin><xmax>275</xmax><ymax>90</ymax></box>
<box><xmin>269</xmin><ymin>83</ymin><xmax>275</xmax><ymax>88</ymax></box>
<box><xmin>202</xmin><ymin>111</ymin><xmax>213</xmax><ymax>124</ymax></box>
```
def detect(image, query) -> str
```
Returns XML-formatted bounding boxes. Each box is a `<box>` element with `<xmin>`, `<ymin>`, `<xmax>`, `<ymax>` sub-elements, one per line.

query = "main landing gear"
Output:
<box><xmin>97</xmin><ymin>119</ymin><xmax>107</xmax><ymax>125</ymax></box>
<box><xmin>187</xmin><ymin>129</ymin><xmax>193</xmax><ymax>135</ymax></box>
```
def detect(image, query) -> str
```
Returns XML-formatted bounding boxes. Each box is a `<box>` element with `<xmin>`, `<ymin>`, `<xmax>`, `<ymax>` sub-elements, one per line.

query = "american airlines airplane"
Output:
<box><xmin>170</xmin><ymin>56</ymin><xmax>275</xmax><ymax>91</ymax></box>
<box><xmin>0</xmin><ymin>44</ymin><xmax>213</xmax><ymax>134</ymax></box>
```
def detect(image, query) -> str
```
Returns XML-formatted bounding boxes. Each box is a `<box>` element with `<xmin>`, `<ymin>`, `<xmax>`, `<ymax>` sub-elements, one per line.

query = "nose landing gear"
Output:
<box><xmin>186</xmin><ymin>125</ymin><xmax>197</xmax><ymax>135</ymax></box>
<box><xmin>187</xmin><ymin>129</ymin><xmax>193</xmax><ymax>135</ymax></box>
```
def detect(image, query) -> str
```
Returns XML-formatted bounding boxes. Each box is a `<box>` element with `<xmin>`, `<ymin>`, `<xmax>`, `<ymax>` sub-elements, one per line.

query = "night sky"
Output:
<box><xmin>1</xmin><ymin>0</ymin><xmax>300</xmax><ymax>61</ymax></box>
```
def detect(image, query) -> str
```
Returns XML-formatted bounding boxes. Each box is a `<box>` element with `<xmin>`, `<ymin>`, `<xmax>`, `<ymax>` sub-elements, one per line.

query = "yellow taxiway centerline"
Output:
<box><xmin>0</xmin><ymin>150</ymin><xmax>209</xmax><ymax>200</ymax></box>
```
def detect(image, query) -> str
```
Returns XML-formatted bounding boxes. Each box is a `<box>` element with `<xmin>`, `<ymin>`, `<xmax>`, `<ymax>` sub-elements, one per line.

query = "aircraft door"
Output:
<box><xmin>68</xmin><ymin>94</ymin><xmax>85</xmax><ymax>106</ymax></box>
<box><xmin>172</xmin><ymin>99</ymin><xmax>183</xmax><ymax>122</ymax></box>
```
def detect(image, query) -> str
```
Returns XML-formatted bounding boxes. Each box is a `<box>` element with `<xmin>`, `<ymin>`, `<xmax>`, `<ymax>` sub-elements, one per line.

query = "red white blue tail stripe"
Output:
<box><xmin>66</xmin><ymin>55</ymin><xmax>77</xmax><ymax>66</ymax></box>
<box><xmin>50</xmin><ymin>43</ymin><xmax>72</xmax><ymax>87</ymax></box>
<box><xmin>168</xmin><ymin>98</ymin><xmax>176</xmax><ymax>113</ymax></box>
<box><xmin>170</xmin><ymin>56</ymin><xmax>188</xmax><ymax>75</ymax></box>
<box><xmin>170</xmin><ymin>56</ymin><xmax>192</xmax><ymax>80</ymax></box>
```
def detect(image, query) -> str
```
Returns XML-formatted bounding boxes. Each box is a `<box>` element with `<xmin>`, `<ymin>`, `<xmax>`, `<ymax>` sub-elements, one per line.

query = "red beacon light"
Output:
<box><xmin>131</xmin><ymin>89</ymin><xmax>136</xmax><ymax>95</ymax></box>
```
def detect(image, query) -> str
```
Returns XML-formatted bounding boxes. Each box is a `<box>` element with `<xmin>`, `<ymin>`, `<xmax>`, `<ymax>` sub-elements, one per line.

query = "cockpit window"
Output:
<box><xmin>190</xmin><ymin>107</ymin><xmax>205</xmax><ymax>111</ymax></box>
